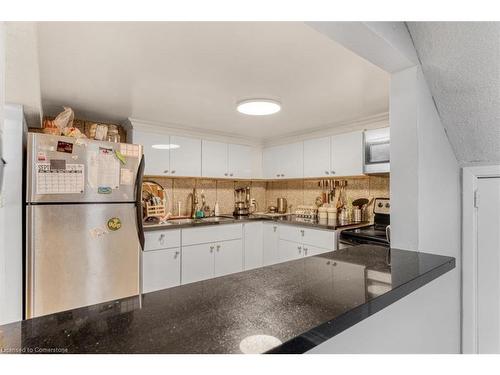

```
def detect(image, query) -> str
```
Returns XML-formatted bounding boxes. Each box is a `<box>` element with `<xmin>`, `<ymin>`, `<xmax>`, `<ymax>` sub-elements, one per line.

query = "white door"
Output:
<box><xmin>303</xmin><ymin>137</ymin><xmax>331</xmax><ymax>178</ymax></box>
<box><xmin>243</xmin><ymin>222</ymin><xmax>263</xmax><ymax>270</ymax></box>
<box><xmin>278</xmin><ymin>239</ymin><xmax>303</xmax><ymax>263</ymax></box>
<box><xmin>169</xmin><ymin>135</ymin><xmax>202</xmax><ymax>177</ymax></box>
<box><xmin>262</xmin><ymin>146</ymin><xmax>281</xmax><ymax>178</ymax></box>
<box><xmin>142</xmin><ymin>248</ymin><xmax>181</xmax><ymax>293</ymax></box>
<box><xmin>263</xmin><ymin>223</ymin><xmax>280</xmax><ymax>265</ymax></box>
<box><xmin>181</xmin><ymin>243</ymin><xmax>214</xmax><ymax>284</ymax></box>
<box><xmin>202</xmin><ymin>140</ymin><xmax>228</xmax><ymax>178</ymax></box>
<box><xmin>132</xmin><ymin>130</ymin><xmax>170</xmax><ymax>176</ymax></box>
<box><xmin>228</xmin><ymin>143</ymin><xmax>253</xmax><ymax>178</ymax></box>
<box><xmin>281</xmin><ymin>142</ymin><xmax>303</xmax><ymax>178</ymax></box>
<box><xmin>477</xmin><ymin>177</ymin><xmax>500</xmax><ymax>353</ymax></box>
<box><xmin>331</xmin><ymin>131</ymin><xmax>363</xmax><ymax>176</ymax></box>
<box><xmin>214</xmin><ymin>239</ymin><xmax>243</xmax><ymax>277</ymax></box>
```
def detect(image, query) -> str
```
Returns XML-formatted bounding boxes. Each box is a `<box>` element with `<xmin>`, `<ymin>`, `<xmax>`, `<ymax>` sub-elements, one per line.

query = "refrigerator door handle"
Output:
<box><xmin>26</xmin><ymin>205</ymin><xmax>35</xmax><ymax>319</ymax></box>
<box><xmin>135</xmin><ymin>155</ymin><xmax>145</xmax><ymax>250</ymax></box>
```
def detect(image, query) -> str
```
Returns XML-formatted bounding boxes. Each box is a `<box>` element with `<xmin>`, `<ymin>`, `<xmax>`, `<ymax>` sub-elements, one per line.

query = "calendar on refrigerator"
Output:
<box><xmin>36</xmin><ymin>163</ymin><xmax>85</xmax><ymax>194</ymax></box>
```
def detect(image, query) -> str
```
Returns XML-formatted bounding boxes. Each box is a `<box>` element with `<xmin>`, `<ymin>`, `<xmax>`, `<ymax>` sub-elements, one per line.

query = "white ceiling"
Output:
<box><xmin>36</xmin><ymin>22</ymin><xmax>389</xmax><ymax>140</ymax></box>
<box><xmin>407</xmin><ymin>22</ymin><xmax>500</xmax><ymax>164</ymax></box>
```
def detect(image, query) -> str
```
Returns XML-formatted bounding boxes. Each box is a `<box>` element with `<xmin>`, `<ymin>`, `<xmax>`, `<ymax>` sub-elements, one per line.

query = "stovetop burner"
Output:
<box><xmin>340</xmin><ymin>198</ymin><xmax>390</xmax><ymax>246</ymax></box>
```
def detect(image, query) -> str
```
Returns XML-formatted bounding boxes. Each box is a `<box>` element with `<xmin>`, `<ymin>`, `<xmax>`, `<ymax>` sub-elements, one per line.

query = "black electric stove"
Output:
<box><xmin>340</xmin><ymin>198</ymin><xmax>390</xmax><ymax>247</ymax></box>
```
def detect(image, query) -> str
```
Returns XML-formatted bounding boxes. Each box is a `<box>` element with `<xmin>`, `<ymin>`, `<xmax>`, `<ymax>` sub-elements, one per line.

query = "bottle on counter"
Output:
<box><xmin>214</xmin><ymin>202</ymin><xmax>220</xmax><ymax>217</ymax></box>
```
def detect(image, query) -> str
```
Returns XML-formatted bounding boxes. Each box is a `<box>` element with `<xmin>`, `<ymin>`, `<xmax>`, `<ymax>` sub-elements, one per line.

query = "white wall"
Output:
<box><xmin>0</xmin><ymin>104</ymin><xmax>25</xmax><ymax>325</ymax></box>
<box><xmin>308</xmin><ymin>22</ymin><xmax>461</xmax><ymax>353</ymax></box>
<box><xmin>5</xmin><ymin>22</ymin><xmax>42</xmax><ymax>127</ymax></box>
<box><xmin>390</xmin><ymin>67</ymin><xmax>419</xmax><ymax>250</ymax></box>
<box><xmin>0</xmin><ymin>21</ymin><xmax>7</xmax><ymax>325</ymax></box>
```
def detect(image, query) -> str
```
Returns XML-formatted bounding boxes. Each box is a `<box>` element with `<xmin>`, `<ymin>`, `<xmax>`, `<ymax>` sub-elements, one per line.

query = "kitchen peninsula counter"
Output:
<box><xmin>0</xmin><ymin>245</ymin><xmax>455</xmax><ymax>354</ymax></box>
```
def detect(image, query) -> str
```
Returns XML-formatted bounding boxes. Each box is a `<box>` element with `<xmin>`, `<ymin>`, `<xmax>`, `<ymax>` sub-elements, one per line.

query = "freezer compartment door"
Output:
<box><xmin>27</xmin><ymin>133</ymin><xmax>143</xmax><ymax>203</ymax></box>
<box><xmin>26</xmin><ymin>203</ymin><xmax>140</xmax><ymax>318</ymax></box>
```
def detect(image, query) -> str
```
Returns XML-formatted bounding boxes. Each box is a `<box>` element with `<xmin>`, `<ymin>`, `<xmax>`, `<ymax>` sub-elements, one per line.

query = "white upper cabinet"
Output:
<box><xmin>202</xmin><ymin>140</ymin><xmax>228</xmax><ymax>178</ymax></box>
<box><xmin>228</xmin><ymin>143</ymin><xmax>253</xmax><ymax>178</ymax></box>
<box><xmin>303</xmin><ymin>136</ymin><xmax>332</xmax><ymax>178</ymax></box>
<box><xmin>263</xmin><ymin>142</ymin><xmax>303</xmax><ymax>179</ymax></box>
<box><xmin>131</xmin><ymin>130</ymin><xmax>201</xmax><ymax>177</ymax></box>
<box><xmin>169</xmin><ymin>135</ymin><xmax>202</xmax><ymax>177</ymax></box>
<box><xmin>132</xmin><ymin>130</ymin><xmax>170</xmax><ymax>176</ymax></box>
<box><xmin>202</xmin><ymin>141</ymin><xmax>254</xmax><ymax>178</ymax></box>
<box><xmin>330</xmin><ymin>131</ymin><xmax>363</xmax><ymax>177</ymax></box>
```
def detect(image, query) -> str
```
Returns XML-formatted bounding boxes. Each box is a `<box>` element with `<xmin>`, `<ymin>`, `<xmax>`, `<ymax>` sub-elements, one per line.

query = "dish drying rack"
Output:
<box><xmin>142</xmin><ymin>181</ymin><xmax>167</xmax><ymax>219</ymax></box>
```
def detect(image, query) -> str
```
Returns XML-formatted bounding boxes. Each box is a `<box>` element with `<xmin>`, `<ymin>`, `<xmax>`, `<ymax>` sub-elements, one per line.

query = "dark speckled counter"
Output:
<box><xmin>0</xmin><ymin>245</ymin><xmax>454</xmax><ymax>354</ymax></box>
<box><xmin>143</xmin><ymin>214</ymin><xmax>368</xmax><ymax>232</ymax></box>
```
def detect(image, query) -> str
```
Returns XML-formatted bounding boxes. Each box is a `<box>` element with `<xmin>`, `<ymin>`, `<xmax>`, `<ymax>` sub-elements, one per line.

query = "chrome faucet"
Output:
<box><xmin>190</xmin><ymin>188</ymin><xmax>199</xmax><ymax>219</ymax></box>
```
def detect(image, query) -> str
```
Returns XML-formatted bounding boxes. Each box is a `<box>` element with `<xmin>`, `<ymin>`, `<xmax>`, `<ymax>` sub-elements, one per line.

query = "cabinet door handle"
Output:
<box><xmin>298</xmin><ymin>246</ymin><xmax>302</xmax><ymax>253</ymax></box>
<box><xmin>229</xmin><ymin>173</ymin><xmax>233</xmax><ymax>177</ymax></box>
<box><xmin>174</xmin><ymin>251</ymin><xmax>180</xmax><ymax>258</ymax></box>
<box><xmin>210</xmin><ymin>246</ymin><xmax>214</xmax><ymax>253</ymax></box>
<box><xmin>273</xmin><ymin>226</ymin><xmax>277</xmax><ymax>232</ymax></box>
<box><xmin>171</xmin><ymin>170</ymin><xmax>176</xmax><ymax>174</ymax></box>
<box><xmin>159</xmin><ymin>234</ymin><xmax>166</xmax><ymax>245</ymax></box>
<box><xmin>326</xmin><ymin>261</ymin><xmax>331</xmax><ymax>265</ymax></box>
<box><xmin>325</xmin><ymin>171</ymin><xmax>329</xmax><ymax>175</ymax></box>
<box><xmin>281</xmin><ymin>174</ymin><xmax>285</xmax><ymax>177</ymax></box>
<box><xmin>224</xmin><ymin>173</ymin><xmax>228</xmax><ymax>176</ymax></box>
<box><xmin>304</xmin><ymin>247</ymin><xmax>308</xmax><ymax>255</ymax></box>
<box><xmin>216</xmin><ymin>244</ymin><xmax>221</xmax><ymax>251</ymax></box>
<box><xmin>163</xmin><ymin>170</ymin><xmax>169</xmax><ymax>174</ymax></box>
<box><xmin>331</xmin><ymin>170</ymin><xmax>335</xmax><ymax>174</ymax></box>
<box><xmin>332</xmin><ymin>261</ymin><xmax>337</xmax><ymax>266</ymax></box>
<box><xmin>276</xmin><ymin>174</ymin><xmax>280</xmax><ymax>177</ymax></box>
<box><xmin>300</xmin><ymin>229</ymin><xmax>304</xmax><ymax>236</ymax></box>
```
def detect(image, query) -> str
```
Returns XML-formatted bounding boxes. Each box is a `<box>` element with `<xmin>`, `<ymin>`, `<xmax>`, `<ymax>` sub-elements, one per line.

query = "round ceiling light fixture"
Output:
<box><xmin>236</xmin><ymin>99</ymin><xmax>281</xmax><ymax>116</ymax></box>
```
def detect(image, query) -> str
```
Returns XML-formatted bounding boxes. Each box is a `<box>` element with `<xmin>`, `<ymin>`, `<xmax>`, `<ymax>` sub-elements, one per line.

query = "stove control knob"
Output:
<box><xmin>378</xmin><ymin>202</ymin><xmax>383</xmax><ymax>208</ymax></box>
<box><xmin>386</xmin><ymin>203</ymin><xmax>390</xmax><ymax>208</ymax></box>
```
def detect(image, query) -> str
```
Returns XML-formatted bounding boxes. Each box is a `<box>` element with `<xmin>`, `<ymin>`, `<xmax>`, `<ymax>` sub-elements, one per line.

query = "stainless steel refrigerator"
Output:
<box><xmin>25</xmin><ymin>133</ymin><xmax>144</xmax><ymax>318</ymax></box>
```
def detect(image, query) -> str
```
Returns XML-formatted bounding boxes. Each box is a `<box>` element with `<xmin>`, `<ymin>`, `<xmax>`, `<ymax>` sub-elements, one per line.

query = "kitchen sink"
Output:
<box><xmin>196</xmin><ymin>216</ymin><xmax>235</xmax><ymax>223</ymax></box>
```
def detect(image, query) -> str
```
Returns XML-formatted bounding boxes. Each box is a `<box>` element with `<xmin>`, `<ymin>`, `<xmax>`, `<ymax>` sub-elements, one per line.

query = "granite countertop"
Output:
<box><xmin>143</xmin><ymin>214</ymin><xmax>369</xmax><ymax>232</ymax></box>
<box><xmin>0</xmin><ymin>245</ymin><xmax>455</xmax><ymax>354</ymax></box>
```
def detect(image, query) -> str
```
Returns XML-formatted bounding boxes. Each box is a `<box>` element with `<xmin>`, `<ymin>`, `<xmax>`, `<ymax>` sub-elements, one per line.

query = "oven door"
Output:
<box><xmin>363</xmin><ymin>128</ymin><xmax>390</xmax><ymax>174</ymax></box>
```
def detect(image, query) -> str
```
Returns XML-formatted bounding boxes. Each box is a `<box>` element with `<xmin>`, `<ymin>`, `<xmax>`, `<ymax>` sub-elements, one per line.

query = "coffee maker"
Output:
<box><xmin>233</xmin><ymin>186</ymin><xmax>251</xmax><ymax>216</ymax></box>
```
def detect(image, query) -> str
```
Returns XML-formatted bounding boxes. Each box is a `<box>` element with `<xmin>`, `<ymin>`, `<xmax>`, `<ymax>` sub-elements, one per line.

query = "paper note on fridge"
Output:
<box><xmin>120</xmin><ymin>168</ymin><xmax>134</xmax><ymax>185</ymax></box>
<box><xmin>36</xmin><ymin>163</ymin><xmax>85</xmax><ymax>194</ymax></box>
<box><xmin>87</xmin><ymin>149</ymin><xmax>120</xmax><ymax>189</ymax></box>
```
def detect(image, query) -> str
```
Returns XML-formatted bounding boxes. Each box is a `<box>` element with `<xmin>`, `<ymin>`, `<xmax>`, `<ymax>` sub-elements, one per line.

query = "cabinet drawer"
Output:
<box><xmin>302</xmin><ymin>228</ymin><xmax>336</xmax><ymax>250</ymax></box>
<box><xmin>279</xmin><ymin>225</ymin><xmax>302</xmax><ymax>243</ymax></box>
<box><xmin>303</xmin><ymin>244</ymin><xmax>332</xmax><ymax>257</ymax></box>
<box><xmin>142</xmin><ymin>248</ymin><xmax>181</xmax><ymax>293</ymax></box>
<box><xmin>182</xmin><ymin>224</ymin><xmax>242</xmax><ymax>246</ymax></box>
<box><xmin>144</xmin><ymin>229</ymin><xmax>181</xmax><ymax>251</ymax></box>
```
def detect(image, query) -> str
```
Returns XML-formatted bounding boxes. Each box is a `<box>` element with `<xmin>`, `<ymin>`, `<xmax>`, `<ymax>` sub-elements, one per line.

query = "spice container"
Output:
<box><xmin>327</xmin><ymin>207</ymin><xmax>337</xmax><ymax>221</ymax></box>
<box><xmin>318</xmin><ymin>206</ymin><xmax>328</xmax><ymax>220</ymax></box>
<box><xmin>106</xmin><ymin>125</ymin><xmax>120</xmax><ymax>143</ymax></box>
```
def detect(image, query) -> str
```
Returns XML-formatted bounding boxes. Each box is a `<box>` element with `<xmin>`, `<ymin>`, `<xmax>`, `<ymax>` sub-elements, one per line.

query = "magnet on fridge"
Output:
<box><xmin>98</xmin><ymin>186</ymin><xmax>112</xmax><ymax>194</ymax></box>
<box><xmin>114</xmin><ymin>150</ymin><xmax>126</xmax><ymax>165</ymax></box>
<box><xmin>107</xmin><ymin>217</ymin><xmax>122</xmax><ymax>231</ymax></box>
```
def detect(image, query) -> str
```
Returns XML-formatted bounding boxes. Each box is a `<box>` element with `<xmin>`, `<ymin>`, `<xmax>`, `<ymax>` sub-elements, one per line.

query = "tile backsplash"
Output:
<box><xmin>146</xmin><ymin>175</ymin><xmax>389</xmax><ymax>222</ymax></box>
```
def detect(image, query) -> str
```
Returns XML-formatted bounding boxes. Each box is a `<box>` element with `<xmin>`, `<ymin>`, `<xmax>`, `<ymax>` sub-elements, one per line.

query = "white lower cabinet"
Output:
<box><xmin>279</xmin><ymin>239</ymin><xmax>304</xmax><ymax>262</ymax></box>
<box><xmin>142</xmin><ymin>248</ymin><xmax>181</xmax><ymax>293</ymax></box>
<box><xmin>144</xmin><ymin>223</ymin><xmax>337</xmax><ymax>291</ymax></box>
<box><xmin>181</xmin><ymin>239</ymin><xmax>243</xmax><ymax>285</ymax></box>
<box><xmin>263</xmin><ymin>222</ymin><xmax>280</xmax><ymax>266</ymax></box>
<box><xmin>280</xmin><ymin>225</ymin><xmax>336</xmax><ymax>251</ymax></box>
<box><xmin>181</xmin><ymin>243</ymin><xmax>215</xmax><ymax>284</ymax></box>
<box><xmin>243</xmin><ymin>222</ymin><xmax>264</xmax><ymax>270</ymax></box>
<box><xmin>214</xmin><ymin>239</ymin><xmax>243</xmax><ymax>277</ymax></box>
